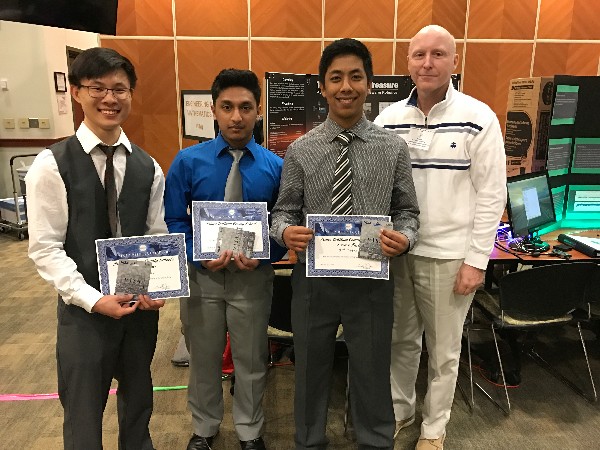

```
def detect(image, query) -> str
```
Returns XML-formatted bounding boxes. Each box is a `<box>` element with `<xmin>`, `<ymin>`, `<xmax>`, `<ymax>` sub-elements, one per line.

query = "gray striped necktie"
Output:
<box><xmin>224</xmin><ymin>148</ymin><xmax>245</xmax><ymax>202</ymax></box>
<box><xmin>98</xmin><ymin>144</ymin><xmax>118</xmax><ymax>237</ymax></box>
<box><xmin>331</xmin><ymin>130</ymin><xmax>356</xmax><ymax>215</ymax></box>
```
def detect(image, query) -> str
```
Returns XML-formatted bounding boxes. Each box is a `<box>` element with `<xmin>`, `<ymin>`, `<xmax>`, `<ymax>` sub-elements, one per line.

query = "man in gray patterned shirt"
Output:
<box><xmin>270</xmin><ymin>38</ymin><xmax>419</xmax><ymax>450</ymax></box>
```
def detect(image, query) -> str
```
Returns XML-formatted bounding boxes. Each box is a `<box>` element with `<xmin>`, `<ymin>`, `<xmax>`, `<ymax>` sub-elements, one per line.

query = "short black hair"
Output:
<box><xmin>68</xmin><ymin>47</ymin><xmax>137</xmax><ymax>89</ymax></box>
<box><xmin>319</xmin><ymin>38</ymin><xmax>373</xmax><ymax>84</ymax></box>
<box><xmin>211</xmin><ymin>69</ymin><xmax>261</xmax><ymax>105</ymax></box>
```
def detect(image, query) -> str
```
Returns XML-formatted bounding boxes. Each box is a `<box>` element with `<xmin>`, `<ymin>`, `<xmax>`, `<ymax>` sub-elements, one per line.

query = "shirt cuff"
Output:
<box><xmin>464</xmin><ymin>250</ymin><xmax>489</xmax><ymax>271</ymax></box>
<box><xmin>270</xmin><ymin>222</ymin><xmax>289</xmax><ymax>249</ymax></box>
<box><xmin>398</xmin><ymin>229</ymin><xmax>417</xmax><ymax>252</ymax></box>
<box><xmin>69</xmin><ymin>284</ymin><xmax>104</xmax><ymax>313</ymax></box>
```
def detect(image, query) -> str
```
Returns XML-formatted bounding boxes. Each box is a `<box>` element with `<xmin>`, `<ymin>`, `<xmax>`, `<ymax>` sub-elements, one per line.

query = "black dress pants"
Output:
<box><xmin>291</xmin><ymin>265</ymin><xmax>395</xmax><ymax>450</ymax></box>
<box><xmin>56</xmin><ymin>299</ymin><xmax>158</xmax><ymax>450</ymax></box>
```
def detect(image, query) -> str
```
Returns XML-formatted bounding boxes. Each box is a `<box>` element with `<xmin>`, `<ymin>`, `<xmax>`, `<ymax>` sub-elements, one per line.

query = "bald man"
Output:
<box><xmin>375</xmin><ymin>25</ymin><xmax>506</xmax><ymax>450</ymax></box>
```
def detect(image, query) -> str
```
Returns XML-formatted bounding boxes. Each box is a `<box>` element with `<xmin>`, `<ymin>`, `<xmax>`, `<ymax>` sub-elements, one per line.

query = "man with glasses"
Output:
<box><xmin>26</xmin><ymin>47</ymin><xmax>167</xmax><ymax>450</ymax></box>
<box><xmin>80</xmin><ymin>85</ymin><xmax>134</xmax><ymax>99</ymax></box>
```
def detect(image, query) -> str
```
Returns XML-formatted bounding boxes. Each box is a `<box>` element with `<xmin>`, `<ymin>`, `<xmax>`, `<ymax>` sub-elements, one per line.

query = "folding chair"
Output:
<box><xmin>468</xmin><ymin>262</ymin><xmax>599</xmax><ymax>414</ymax></box>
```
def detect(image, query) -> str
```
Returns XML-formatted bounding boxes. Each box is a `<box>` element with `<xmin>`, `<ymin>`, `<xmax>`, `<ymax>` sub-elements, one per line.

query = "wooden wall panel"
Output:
<box><xmin>251</xmin><ymin>0</ymin><xmax>322</xmax><ymax>38</ymax></box>
<box><xmin>537</xmin><ymin>0</ymin><xmax>574</xmax><ymax>40</ymax></box>
<box><xmin>325</xmin><ymin>0</ymin><xmax>395</xmax><ymax>39</ymax></box>
<box><xmin>107</xmin><ymin>0</ymin><xmax>600</xmax><ymax>156</ymax></box>
<box><xmin>176</xmin><ymin>0</ymin><xmax>248</xmax><ymax>37</ymax></box>
<box><xmin>116</xmin><ymin>0</ymin><xmax>173</xmax><ymax>37</ymax></box>
<box><xmin>396</xmin><ymin>0</ymin><xmax>435</xmax><ymax>38</ymax></box>
<box><xmin>455</xmin><ymin>43</ymin><xmax>464</xmax><ymax>75</ymax></box>
<box><xmin>142</xmin><ymin>112</ymin><xmax>180</xmax><ymax>171</ymax></box>
<box><xmin>115</xmin><ymin>0</ymin><xmax>137</xmax><ymax>36</ymax></box>
<box><xmin>396</xmin><ymin>0</ymin><xmax>467</xmax><ymax>39</ymax></box>
<box><xmin>463</xmin><ymin>43</ymin><xmax>533</xmax><ymax>128</ymax></box>
<box><xmin>431</xmin><ymin>0</ymin><xmax>467</xmax><ymax>39</ymax></box>
<box><xmin>569</xmin><ymin>0</ymin><xmax>600</xmax><ymax>40</ymax></box>
<box><xmin>135</xmin><ymin>40</ymin><xmax>179</xmax><ymax>171</ymax></box>
<box><xmin>533</xmin><ymin>44</ymin><xmax>600</xmax><ymax>77</ymax></box>
<box><xmin>538</xmin><ymin>0</ymin><xmax>600</xmax><ymax>40</ymax></box>
<box><xmin>251</xmin><ymin>41</ymin><xmax>322</xmax><ymax>79</ymax></box>
<box><xmin>367</xmin><ymin>42</ymin><xmax>395</xmax><ymax>76</ymax></box>
<box><xmin>468</xmin><ymin>0</ymin><xmax>537</xmax><ymax>39</ymax></box>
<box><xmin>178</xmin><ymin>41</ymin><xmax>250</xmax><ymax>91</ymax></box>
<box><xmin>100</xmin><ymin>39</ymin><xmax>179</xmax><ymax>172</ymax></box>
<box><xmin>181</xmin><ymin>137</ymin><xmax>201</xmax><ymax>149</ymax></box>
<box><xmin>394</xmin><ymin>42</ymin><xmax>410</xmax><ymax>75</ymax></box>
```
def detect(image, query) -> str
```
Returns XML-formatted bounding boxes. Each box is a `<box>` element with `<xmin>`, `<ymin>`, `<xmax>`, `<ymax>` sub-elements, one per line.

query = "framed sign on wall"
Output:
<box><xmin>54</xmin><ymin>72</ymin><xmax>67</xmax><ymax>92</ymax></box>
<box><xmin>181</xmin><ymin>90</ymin><xmax>215</xmax><ymax>141</ymax></box>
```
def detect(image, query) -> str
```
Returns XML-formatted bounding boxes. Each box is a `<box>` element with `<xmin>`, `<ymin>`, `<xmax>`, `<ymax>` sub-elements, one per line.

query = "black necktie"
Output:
<box><xmin>224</xmin><ymin>148</ymin><xmax>245</xmax><ymax>202</ymax></box>
<box><xmin>98</xmin><ymin>144</ymin><xmax>118</xmax><ymax>237</ymax></box>
<box><xmin>331</xmin><ymin>131</ymin><xmax>356</xmax><ymax>215</ymax></box>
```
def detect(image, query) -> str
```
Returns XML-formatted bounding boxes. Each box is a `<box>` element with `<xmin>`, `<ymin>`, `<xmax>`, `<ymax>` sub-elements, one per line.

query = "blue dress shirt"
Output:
<box><xmin>165</xmin><ymin>133</ymin><xmax>286</xmax><ymax>266</ymax></box>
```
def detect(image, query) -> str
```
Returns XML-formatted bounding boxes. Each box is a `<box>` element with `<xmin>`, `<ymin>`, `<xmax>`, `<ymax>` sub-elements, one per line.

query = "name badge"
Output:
<box><xmin>407</xmin><ymin>127</ymin><xmax>435</xmax><ymax>151</ymax></box>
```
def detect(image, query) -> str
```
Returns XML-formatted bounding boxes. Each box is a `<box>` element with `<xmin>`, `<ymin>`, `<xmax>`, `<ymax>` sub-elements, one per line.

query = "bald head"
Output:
<box><xmin>409</xmin><ymin>25</ymin><xmax>456</xmax><ymax>56</ymax></box>
<box><xmin>406</xmin><ymin>25</ymin><xmax>459</xmax><ymax>112</ymax></box>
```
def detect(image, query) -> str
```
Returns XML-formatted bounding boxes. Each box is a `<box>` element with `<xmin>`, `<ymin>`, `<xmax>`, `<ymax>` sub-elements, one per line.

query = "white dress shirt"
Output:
<box><xmin>26</xmin><ymin>123</ymin><xmax>168</xmax><ymax>312</ymax></box>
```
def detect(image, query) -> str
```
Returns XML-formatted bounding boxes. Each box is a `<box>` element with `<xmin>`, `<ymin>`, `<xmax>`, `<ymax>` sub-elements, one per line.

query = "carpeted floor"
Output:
<box><xmin>1</xmin><ymin>230</ymin><xmax>600</xmax><ymax>449</ymax></box>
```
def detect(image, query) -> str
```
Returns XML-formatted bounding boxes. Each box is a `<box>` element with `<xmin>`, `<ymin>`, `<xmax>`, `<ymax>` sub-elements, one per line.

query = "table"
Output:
<box><xmin>478</xmin><ymin>228</ymin><xmax>600</xmax><ymax>390</ymax></box>
<box><xmin>485</xmin><ymin>228</ymin><xmax>600</xmax><ymax>289</ymax></box>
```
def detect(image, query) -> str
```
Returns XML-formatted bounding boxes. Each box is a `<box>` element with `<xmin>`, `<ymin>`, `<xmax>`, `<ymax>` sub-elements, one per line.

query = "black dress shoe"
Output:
<box><xmin>240</xmin><ymin>436</ymin><xmax>266</xmax><ymax>450</ymax></box>
<box><xmin>171</xmin><ymin>358</ymin><xmax>189</xmax><ymax>367</ymax></box>
<box><xmin>187</xmin><ymin>434</ymin><xmax>214</xmax><ymax>450</ymax></box>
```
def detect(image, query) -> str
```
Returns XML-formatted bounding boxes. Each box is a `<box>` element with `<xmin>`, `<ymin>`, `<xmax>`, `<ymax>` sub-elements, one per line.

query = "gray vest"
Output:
<box><xmin>50</xmin><ymin>136</ymin><xmax>155</xmax><ymax>289</ymax></box>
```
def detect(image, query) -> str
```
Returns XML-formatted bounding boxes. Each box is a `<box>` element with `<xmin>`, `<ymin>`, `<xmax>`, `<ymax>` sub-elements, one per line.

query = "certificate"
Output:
<box><xmin>306</xmin><ymin>214</ymin><xmax>391</xmax><ymax>279</ymax></box>
<box><xmin>191</xmin><ymin>201</ymin><xmax>270</xmax><ymax>260</ymax></box>
<box><xmin>96</xmin><ymin>233</ymin><xmax>190</xmax><ymax>299</ymax></box>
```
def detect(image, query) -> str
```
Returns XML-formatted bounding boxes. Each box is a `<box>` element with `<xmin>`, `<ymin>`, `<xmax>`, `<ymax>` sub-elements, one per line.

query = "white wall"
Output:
<box><xmin>0</xmin><ymin>20</ymin><xmax>98</xmax><ymax>198</ymax></box>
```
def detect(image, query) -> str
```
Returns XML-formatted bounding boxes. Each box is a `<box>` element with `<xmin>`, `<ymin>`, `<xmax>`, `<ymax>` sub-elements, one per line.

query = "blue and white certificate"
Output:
<box><xmin>191</xmin><ymin>201</ymin><xmax>270</xmax><ymax>260</ymax></box>
<box><xmin>96</xmin><ymin>233</ymin><xmax>189</xmax><ymax>299</ymax></box>
<box><xmin>306</xmin><ymin>214</ymin><xmax>391</xmax><ymax>279</ymax></box>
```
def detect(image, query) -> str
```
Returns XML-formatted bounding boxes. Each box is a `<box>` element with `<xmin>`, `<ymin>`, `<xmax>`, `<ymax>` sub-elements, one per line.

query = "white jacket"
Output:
<box><xmin>375</xmin><ymin>84</ymin><xmax>507</xmax><ymax>269</ymax></box>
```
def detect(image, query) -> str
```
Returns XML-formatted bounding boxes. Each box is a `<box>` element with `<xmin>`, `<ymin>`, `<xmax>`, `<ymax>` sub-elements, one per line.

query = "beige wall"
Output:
<box><xmin>0</xmin><ymin>20</ymin><xmax>98</xmax><ymax>198</ymax></box>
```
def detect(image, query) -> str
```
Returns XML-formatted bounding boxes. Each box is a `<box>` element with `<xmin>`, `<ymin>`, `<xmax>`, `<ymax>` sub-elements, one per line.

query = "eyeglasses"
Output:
<box><xmin>80</xmin><ymin>85</ymin><xmax>133</xmax><ymax>99</ymax></box>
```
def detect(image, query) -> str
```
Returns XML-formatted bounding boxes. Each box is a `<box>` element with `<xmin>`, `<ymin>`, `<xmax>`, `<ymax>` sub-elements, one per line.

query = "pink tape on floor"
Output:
<box><xmin>0</xmin><ymin>388</ymin><xmax>117</xmax><ymax>402</ymax></box>
<box><xmin>0</xmin><ymin>385</ymin><xmax>192</xmax><ymax>402</ymax></box>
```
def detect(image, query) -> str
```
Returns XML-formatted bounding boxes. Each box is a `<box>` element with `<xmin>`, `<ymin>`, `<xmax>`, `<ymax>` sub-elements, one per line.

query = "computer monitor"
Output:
<box><xmin>506</xmin><ymin>171</ymin><xmax>557</xmax><ymax>253</ymax></box>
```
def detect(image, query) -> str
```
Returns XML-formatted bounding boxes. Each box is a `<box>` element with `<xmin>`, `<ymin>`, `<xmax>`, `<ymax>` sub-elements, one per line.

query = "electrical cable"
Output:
<box><xmin>459</xmin><ymin>359</ymin><xmax>520</xmax><ymax>389</ymax></box>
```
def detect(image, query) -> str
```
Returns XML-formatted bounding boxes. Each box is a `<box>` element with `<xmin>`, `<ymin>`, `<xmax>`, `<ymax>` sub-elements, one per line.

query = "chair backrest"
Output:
<box><xmin>498</xmin><ymin>262</ymin><xmax>599</xmax><ymax>320</ymax></box>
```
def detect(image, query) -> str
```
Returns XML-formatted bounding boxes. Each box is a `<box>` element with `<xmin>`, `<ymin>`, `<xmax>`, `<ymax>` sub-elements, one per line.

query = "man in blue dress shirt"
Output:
<box><xmin>165</xmin><ymin>69</ymin><xmax>285</xmax><ymax>450</ymax></box>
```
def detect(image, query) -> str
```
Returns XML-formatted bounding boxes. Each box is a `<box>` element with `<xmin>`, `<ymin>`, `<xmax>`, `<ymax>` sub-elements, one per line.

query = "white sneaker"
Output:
<box><xmin>393</xmin><ymin>415</ymin><xmax>415</xmax><ymax>439</ymax></box>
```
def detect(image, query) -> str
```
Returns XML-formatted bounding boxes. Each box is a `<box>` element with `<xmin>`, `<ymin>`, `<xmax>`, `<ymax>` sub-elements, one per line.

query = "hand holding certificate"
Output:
<box><xmin>282</xmin><ymin>225</ymin><xmax>314</xmax><ymax>252</ymax></box>
<box><xmin>306</xmin><ymin>214</ymin><xmax>392</xmax><ymax>279</ymax></box>
<box><xmin>191</xmin><ymin>201</ymin><xmax>270</xmax><ymax>260</ymax></box>
<box><xmin>216</xmin><ymin>226</ymin><xmax>255</xmax><ymax>258</ymax></box>
<box><xmin>95</xmin><ymin>233</ymin><xmax>190</xmax><ymax>300</ymax></box>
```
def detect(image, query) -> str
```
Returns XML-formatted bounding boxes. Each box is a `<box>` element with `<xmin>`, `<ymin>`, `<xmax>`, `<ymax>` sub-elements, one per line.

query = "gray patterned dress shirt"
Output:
<box><xmin>271</xmin><ymin>115</ymin><xmax>419</xmax><ymax>263</ymax></box>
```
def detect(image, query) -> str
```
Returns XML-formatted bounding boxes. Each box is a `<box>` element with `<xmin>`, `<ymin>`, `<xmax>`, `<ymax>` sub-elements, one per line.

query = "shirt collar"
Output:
<box><xmin>323</xmin><ymin>115</ymin><xmax>369</xmax><ymax>143</ymax></box>
<box><xmin>215</xmin><ymin>132</ymin><xmax>257</xmax><ymax>159</ymax></box>
<box><xmin>406</xmin><ymin>83</ymin><xmax>454</xmax><ymax>111</ymax></box>
<box><xmin>76</xmin><ymin>122</ymin><xmax>132</xmax><ymax>154</ymax></box>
